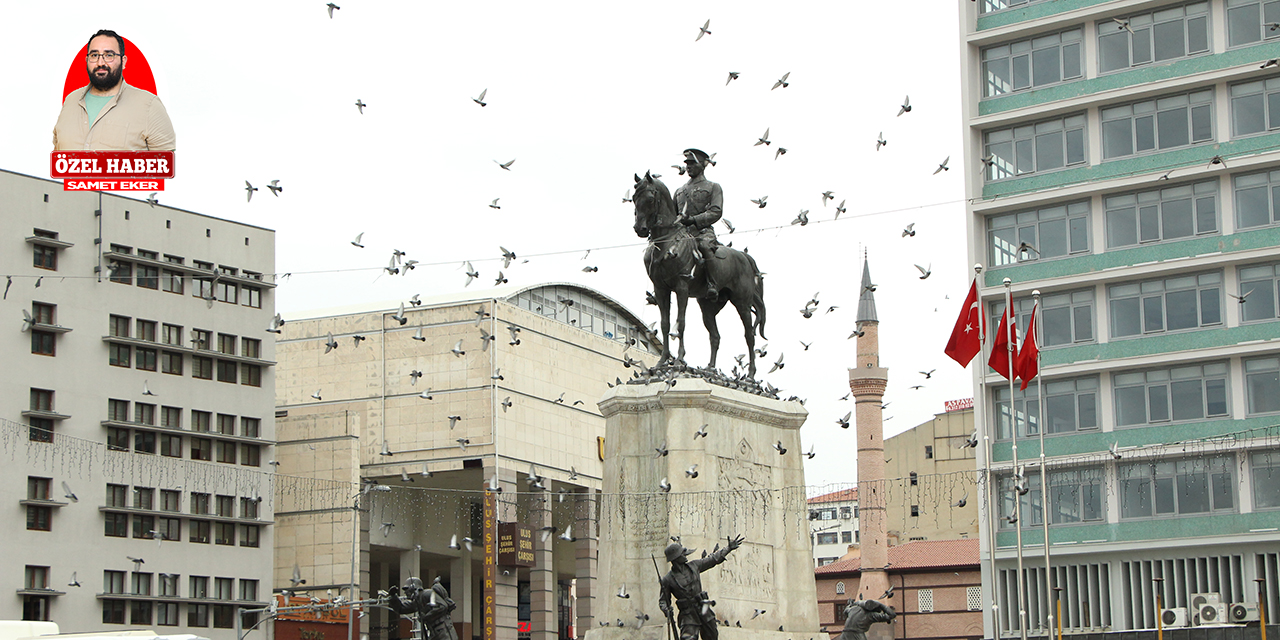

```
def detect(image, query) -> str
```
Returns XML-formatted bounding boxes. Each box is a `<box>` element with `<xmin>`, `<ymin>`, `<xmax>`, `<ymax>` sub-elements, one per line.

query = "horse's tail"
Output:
<box><xmin>746</xmin><ymin>253</ymin><xmax>766</xmax><ymax>339</ymax></box>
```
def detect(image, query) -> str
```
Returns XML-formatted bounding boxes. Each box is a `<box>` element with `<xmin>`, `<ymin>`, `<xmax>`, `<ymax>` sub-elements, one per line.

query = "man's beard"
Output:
<box><xmin>88</xmin><ymin>64</ymin><xmax>123</xmax><ymax>91</ymax></box>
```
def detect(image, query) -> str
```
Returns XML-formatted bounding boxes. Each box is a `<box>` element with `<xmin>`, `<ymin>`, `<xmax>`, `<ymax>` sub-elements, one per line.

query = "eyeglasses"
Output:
<box><xmin>87</xmin><ymin>52</ymin><xmax>121</xmax><ymax>62</ymax></box>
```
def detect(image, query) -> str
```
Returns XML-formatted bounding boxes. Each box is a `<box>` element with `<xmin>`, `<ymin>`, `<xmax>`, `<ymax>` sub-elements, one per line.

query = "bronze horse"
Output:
<box><xmin>632</xmin><ymin>172</ymin><xmax>766</xmax><ymax>378</ymax></box>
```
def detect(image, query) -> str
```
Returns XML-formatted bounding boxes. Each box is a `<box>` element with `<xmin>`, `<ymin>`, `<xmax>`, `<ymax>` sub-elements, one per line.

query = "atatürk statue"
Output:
<box><xmin>837</xmin><ymin>599</ymin><xmax>896</xmax><ymax>640</ymax></box>
<box><xmin>658</xmin><ymin>535</ymin><xmax>744</xmax><ymax>640</ymax></box>
<box><xmin>387</xmin><ymin>577</ymin><xmax>459</xmax><ymax>640</ymax></box>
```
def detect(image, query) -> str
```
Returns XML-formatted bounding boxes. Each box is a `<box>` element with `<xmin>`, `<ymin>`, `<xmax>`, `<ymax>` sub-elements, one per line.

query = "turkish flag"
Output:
<box><xmin>988</xmin><ymin>306</ymin><xmax>1017</xmax><ymax>380</ymax></box>
<box><xmin>944</xmin><ymin>279</ymin><xmax>984</xmax><ymax>367</ymax></box>
<box><xmin>1016</xmin><ymin>304</ymin><xmax>1039</xmax><ymax>390</ymax></box>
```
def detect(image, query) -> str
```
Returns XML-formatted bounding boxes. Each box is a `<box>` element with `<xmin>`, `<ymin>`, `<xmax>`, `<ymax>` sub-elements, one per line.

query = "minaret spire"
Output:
<box><xmin>857</xmin><ymin>253</ymin><xmax>878</xmax><ymax>324</ymax></box>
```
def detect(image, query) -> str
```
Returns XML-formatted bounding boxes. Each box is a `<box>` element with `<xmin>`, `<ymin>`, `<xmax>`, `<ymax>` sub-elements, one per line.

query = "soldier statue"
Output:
<box><xmin>672</xmin><ymin>148</ymin><xmax>725</xmax><ymax>300</ymax></box>
<box><xmin>387</xmin><ymin>577</ymin><xmax>459</xmax><ymax>640</ymax></box>
<box><xmin>658</xmin><ymin>535</ymin><xmax>744</xmax><ymax>640</ymax></box>
<box><xmin>837</xmin><ymin>599</ymin><xmax>896</xmax><ymax>640</ymax></box>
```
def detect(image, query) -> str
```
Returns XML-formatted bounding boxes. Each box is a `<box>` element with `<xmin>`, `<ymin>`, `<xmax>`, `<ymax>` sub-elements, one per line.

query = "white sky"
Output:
<box><xmin>2</xmin><ymin>1</ymin><xmax>974</xmax><ymax>489</ymax></box>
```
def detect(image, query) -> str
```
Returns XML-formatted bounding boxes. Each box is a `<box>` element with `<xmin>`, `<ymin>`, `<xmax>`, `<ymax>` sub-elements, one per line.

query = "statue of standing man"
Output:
<box><xmin>386</xmin><ymin>577</ymin><xmax>459</xmax><ymax>640</ymax></box>
<box><xmin>837</xmin><ymin>599</ymin><xmax>896</xmax><ymax>640</ymax></box>
<box><xmin>673</xmin><ymin>148</ymin><xmax>724</xmax><ymax>301</ymax></box>
<box><xmin>658</xmin><ymin>535</ymin><xmax>744</xmax><ymax>640</ymax></box>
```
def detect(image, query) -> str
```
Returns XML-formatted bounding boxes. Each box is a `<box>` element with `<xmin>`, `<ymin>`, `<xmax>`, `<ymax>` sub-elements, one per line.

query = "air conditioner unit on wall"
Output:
<box><xmin>1161</xmin><ymin>608</ymin><xmax>1189</xmax><ymax>628</ymax></box>
<box><xmin>1229</xmin><ymin>603</ymin><xmax>1260</xmax><ymax>622</ymax></box>
<box><xmin>1198</xmin><ymin>603</ymin><xmax>1228</xmax><ymax>625</ymax></box>
<box><xmin>1190</xmin><ymin>593</ymin><xmax>1222</xmax><ymax>611</ymax></box>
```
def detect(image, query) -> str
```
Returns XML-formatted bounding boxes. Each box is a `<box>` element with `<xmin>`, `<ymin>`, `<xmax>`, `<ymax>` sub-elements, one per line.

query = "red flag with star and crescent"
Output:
<box><xmin>944</xmin><ymin>278</ymin><xmax>984</xmax><ymax>367</ymax></box>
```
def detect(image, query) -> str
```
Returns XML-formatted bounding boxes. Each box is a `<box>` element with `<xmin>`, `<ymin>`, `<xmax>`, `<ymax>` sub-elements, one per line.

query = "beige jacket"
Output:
<box><xmin>53</xmin><ymin>80</ymin><xmax>175</xmax><ymax>151</ymax></box>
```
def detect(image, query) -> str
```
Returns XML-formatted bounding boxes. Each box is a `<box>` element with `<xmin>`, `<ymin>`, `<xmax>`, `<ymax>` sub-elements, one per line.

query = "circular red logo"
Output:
<box><xmin>62</xmin><ymin>36</ymin><xmax>157</xmax><ymax>102</ymax></box>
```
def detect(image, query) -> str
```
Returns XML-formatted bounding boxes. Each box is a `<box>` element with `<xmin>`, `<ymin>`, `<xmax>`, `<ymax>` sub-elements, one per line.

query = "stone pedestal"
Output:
<box><xmin>586</xmin><ymin>379</ymin><xmax>818</xmax><ymax>640</ymax></box>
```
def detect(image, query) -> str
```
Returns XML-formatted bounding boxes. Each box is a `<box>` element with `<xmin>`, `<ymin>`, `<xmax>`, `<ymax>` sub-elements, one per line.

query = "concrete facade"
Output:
<box><xmin>884</xmin><ymin>408</ymin><xmax>978</xmax><ymax>545</ymax></box>
<box><xmin>1</xmin><ymin>169</ymin><xmax>277</xmax><ymax>637</ymax></box>
<box><xmin>272</xmin><ymin>284</ymin><xmax>660</xmax><ymax>640</ymax></box>
<box><xmin>958</xmin><ymin>2</ymin><xmax>1280</xmax><ymax>637</ymax></box>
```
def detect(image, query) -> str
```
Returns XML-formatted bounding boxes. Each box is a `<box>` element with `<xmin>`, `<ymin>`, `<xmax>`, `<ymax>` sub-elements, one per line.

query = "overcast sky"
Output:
<box><xmin>3</xmin><ymin>1</ymin><xmax>973</xmax><ymax>490</ymax></box>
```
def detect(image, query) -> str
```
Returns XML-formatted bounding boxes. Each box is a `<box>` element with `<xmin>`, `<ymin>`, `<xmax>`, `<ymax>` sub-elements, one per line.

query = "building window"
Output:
<box><xmin>216</xmin><ymin>414</ymin><xmax>236</xmax><ymax>435</ymax></box>
<box><xmin>924</xmin><ymin>446</ymin><xmax>934</xmax><ymax>459</ymax></box>
<box><xmin>191</xmin><ymin>438</ymin><xmax>212</xmax><ymax>461</ymax></box>
<box><xmin>108</xmin><ymin>259</ymin><xmax>132</xmax><ymax>284</ymax></box>
<box><xmin>162</xmin><ymin>270</ymin><xmax>183</xmax><ymax>294</ymax></box>
<box><xmin>982</xmin><ymin>28</ymin><xmax>1083</xmax><ymax>98</ymax></box>
<box><xmin>24</xmin><ymin>565</ymin><xmax>48</xmax><ymax>591</ymax></box>
<box><xmin>1119</xmin><ymin>456</ymin><xmax>1234</xmax><ymax>517</ymax></box>
<box><xmin>160</xmin><ymin>573</ymin><xmax>179</xmax><ymax>596</ymax></box>
<box><xmin>161</xmin><ymin>323</ymin><xmax>182</xmax><ymax>346</ymax></box>
<box><xmin>1241</xmin><ymin>263</ymin><xmax>1280</xmax><ymax>322</ymax></box>
<box><xmin>240</xmin><ymin>524</ymin><xmax>260</xmax><ymax>548</ymax></box>
<box><xmin>818</xmin><ymin>557</ymin><xmax>839</xmax><ymax>567</ymax></box>
<box><xmin>240</xmin><ymin>497</ymin><xmax>259</xmax><ymax>520</ymax></box>
<box><xmin>193</xmin><ymin>271</ymin><xmax>214</xmax><ymax>301</ymax></box>
<box><xmin>133</xmin><ymin>572</ymin><xmax>152</xmax><ymax>596</ymax></box>
<box><xmin>836</xmin><ymin>581</ymin><xmax>846</xmax><ymax>595</ymax></box>
<box><xmin>26</xmin><ymin>504</ymin><xmax>51</xmax><ymax>531</ymax></box>
<box><xmin>191</xmin><ymin>493</ymin><xmax>210</xmax><ymax>515</ymax></box>
<box><xmin>995</xmin><ymin>376</ymin><xmax>1099</xmax><ymax>439</ymax></box>
<box><xmin>967</xmin><ymin>586</ymin><xmax>983</xmax><ymax>611</ymax></box>
<box><xmin>1231</xmin><ymin>77</ymin><xmax>1280</xmax><ymax>137</ymax></box>
<box><xmin>1114</xmin><ymin>362</ymin><xmax>1229</xmax><ymax>426</ymax></box>
<box><xmin>188</xmin><ymin>604</ymin><xmax>209</xmax><ymax>628</ymax></box>
<box><xmin>28</xmin><ymin>417</ymin><xmax>53</xmax><ymax>443</ymax></box>
<box><xmin>1108</xmin><ymin>271</ymin><xmax>1222</xmax><ymax>337</ymax></box>
<box><xmin>157</xmin><ymin>406</ymin><xmax>179</xmax><ymax>429</ymax></box>
<box><xmin>1105</xmin><ymin>180</ymin><xmax>1218</xmax><ymax>248</ymax></box>
<box><xmin>242</xmin><ymin>338</ymin><xmax>261</xmax><ymax>359</ymax></box>
<box><xmin>241</xmin><ymin>417</ymin><xmax>260</xmax><ymax>438</ymax></box>
<box><xmin>243</xmin><ymin>286</ymin><xmax>262</xmax><ymax>308</ymax></box>
<box><xmin>988</xmin><ymin>201</ymin><xmax>1090</xmax><ymax>266</ymax></box>
<box><xmin>134</xmin><ymin>431</ymin><xmax>156</xmax><ymax>455</ymax></box>
<box><xmin>190</xmin><ymin>520</ymin><xmax>211</xmax><ymax>544</ymax></box>
<box><xmin>241</xmin><ymin>364</ymin><xmax>262</xmax><ymax>387</ymax></box>
<box><xmin>109</xmin><ymin>315</ymin><xmax>130</xmax><ymax>338</ymax></box>
<box><xmin>30</xmin><ymin>388</ymin><xmax>53</xmax><ymax>414</ymax></box>
<box><xmin>918</xmin><ymin>588</ymin><xmax>935</xmax><ymax>613</ymax></box>
<box><xmin>240</xmin><ymin>579</ymin><xmax>258</xmax><ymax>602</ymax></box>
<box><xmin>31</xmin><ymin>331</ymin><xmax>55</xmax><ymax>356</ymax></box>
<box><xmin>109</xmin><ymin>399</ymin><xmax>130</xmax><ymax>422</ymax></box>
<box><xmin>839</xmin><ymin>506</ymin><xmax>852</xmax><ymax>519</ymax></box>
<box><xmin>910</xmin><ymin>472</ymin><xmax>919</xmax><ymax>485</ymax></box>
<box><xmin>1031</xmin><ymin>290</ymin><xmax>1095</xmax><ymax>347</ymax></box>
<box><xmin>215</xmin><ymin>522</ymin><xmax>235</xmax><ymax>546</ymax></box>
<box><xmin>33</xmin><ymin>245</ymin><xmax>57</xmax><ymax>271</ymax></box>
<box><xmin>190</xmin><ymin>576</ymin><xmax>208</xmax><ymax>599</ymax></box>
<box><xmin>158</xmin><ymin>517</ymin><xmax>180</xmax><ymax>541</ymax></box>
<box><xmin>109</xmin><ymin>343</ymin><xmax>131</xmax><ymax>367</ymax></box>
<box><xmin>984</xmin><ymin>113</ymin><xmax>1087</xmax><ymax>181</ymax></box>
<box><xmin>136</xmin><ymin>319</ymin><xmax>156</xmax><ymax>342</ymax></box>
<box><xmin>1235</xmin><ymin>168</ymin><xmax>1280</xmax><ymax>229</ymax></box>
<box><xmin>216</xmin><ymin>441</ymin><xmax>237</xmax><ymax>464</ymax></box>
<box><xmin>160</xmin><ymin>490</ymin><xmax>180</xmax><ymax>512</ymax></box>
<box><xmin>1047</xmin><ymin>467</ymin><xmax>1104</xmax><ymax>523</ymax></box>
<box><xmin>841</xmin><ymin>530</ymin><xmax>853</xmax><ymax>543</ymax></box>
<box><xmin>240</xmin><ymin>444</ymin><xmax>260</xmax><ymax>467</ymax></box>
<box><xmin>161</xmin><ymin>434</ymin><xmax>182</xmax><ymax>458</ymax></box>
<box><xmin>102</xmin><ymin>600</ymin><xmax>127</xmax><ymax>625</ymax></box>
<box><xmin>978</xmin><ymin>0</ymin><xmax>1051</xmax><ymax>15</ymax></box>
<box><xmin>999</xmin><ymin>473</ymin><xmax>1043</xmax><ymax>529</ymax></box>
<box><xmin>1245</xmin><ymin>356</ymin><xmax>1280</xmax><ymax>414</ymax></box>
<box><xmin>1098</xmin><ymin>4</ymin><xmax>1210</xmax><ymax>74</ymax></box>
<box><xmin>192</xmin><ymin>356</ymin><xmax>213</xmax><ymax>380</ymax></box>
<box><xmin>213</xmin><ymin>605</ymin><xmax>235</xmax><ymax>629</ymax></box>
<box><xmin>1226</xmin><ymin>0</ymin><xmax>1280</xmax><ymax>47</ymax></box>
<box><xmin>137</xmin><ymin>348</ymin><xmax>159</xmax><ymax>371</ymax></box>
<box><xmin>819</xmin><ymin>508</ymin><xmax>836</xmax><ymax>520</ymax></box>
<box><xmin>218</xmin><ymin>334</ymin><xmax>237</xmax><ymax>355</ymax></box>
<box><xmin>1101</xmin><ymin>89</ymin><xmax>1214</xmax><ymax>159</ymax></box>
<box><xmin>216</xmin><ymin>281</ymin><xmax>237</xmax><ymax>304</ymax></box>
<box><xmin>834</xmin><ymin>600</ymin><xmax>849</xmax><ymax>622</ymax></box>
<box><xmin>1252</xmin><ymin>451</ymin><xmax>1280</xmax><ymax>509</ymax></box>
<box><xmin>816</xmin><ymin>532</ymin><xmax>838</xmax><ymax>545</ymax></box>
<box><xmin>137</xmin><ymin>264</ymin><xmax>159</xmax><ymax>290</ymax></box>
<box><xmin>104</xmin><ymin>570</ymin><xmax>126</xmax><ymax>594</ymax></box>
<box><xmin>216</xmin><ymin>495</ymin><xmax>235</xmax><ymax>517</ymax></box>
<box><xmin>157</xmin><ymin>603</ymin><xmax>179</xmax><ymax>626</ymax></box>
<box><xmin>105</xmin><ymin>513</ymin><xmax>128</xmax><ymax>537</ymax></box>
<box><xmin>161</xmin><ymin>351</ymin><xmax>183</xmax><ymax>375</ymax></box>
<box><xmin>216</xmin><ymin>360</ymin><xmax>237</xmax><ymax>383</ymax></box>
<box><xmin>192</xmin><ymin>411</ymin><xmax>211</xmax><ymax>433</ymax></box>
<box><xmin>28</xmin><ymin>476</ymin><xmax>50</xmax><ymax>501</ymax></box>
<box><xmin>106</xmin><ymin>484</ymin><xmax>127</xmax><ymax>507</ymax></box>
<box><xmin>107</xmin><ymin>428</ymin><xmax>130</xmax><ymax>451</ymax></box>
<box><xmin>192</xmin><ymin>329</ymin><xmax>211</xmax><ymax>350</ymax></box>
<box><xmin>134</xmin><ymin>403</ymin><xmax>155</xmax><ymax>425</ymax></box>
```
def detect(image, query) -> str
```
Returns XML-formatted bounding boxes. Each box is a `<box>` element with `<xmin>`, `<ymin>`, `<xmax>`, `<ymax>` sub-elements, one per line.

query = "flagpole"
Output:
<box><xmin>1033</xmin><ymin>291</ymin><xmax>1052</xmax><ymax>640</ymax></box>
<box><xmin>1005</xmin><ymin>278</ymin><xmax>1028</xmax><ymax>640</ymax></box>
<box><xmin>974</xmin><ymin>264</ymin><xmax>1001</xmax><ymax>640</ymax></box>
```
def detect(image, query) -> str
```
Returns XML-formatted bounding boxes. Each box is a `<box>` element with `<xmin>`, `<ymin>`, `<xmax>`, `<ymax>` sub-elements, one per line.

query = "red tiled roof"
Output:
<box><xmin>808</xmin><ymin>487</ymin><xmax>857</xmax><ymax>504</ymax></box>
<box><xmin>815</xmin><ymin>538</ymin><xmax>979</xmax><ymax>575</ymax></box>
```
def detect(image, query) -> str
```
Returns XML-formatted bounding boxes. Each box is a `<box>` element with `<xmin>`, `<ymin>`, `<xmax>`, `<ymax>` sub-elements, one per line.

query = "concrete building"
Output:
<box><xmin>884</xmin><ymin>407</ymin><xmax>978</xmax><ymax>545</ymax></box>
<box><xmin>814</xmin><ymin>538</ymin><xmax>983</xmax><ymax>640</ymax></box>
<box><xmin>959</xmin><ymin>2</ymin><xmax>1280</xmax><ymax>637</ymax></box>
<box><xmin>272</xmin><ymin>285</ymin><xmax>658</xmax><ymax>640</ymax></box>
<box><xmin>809</xmin><ymin>488</ymin><xmax>860</xmax><ymax>567</ymax></box>
<box><xmin>1</xmin><ymin>169</ymin><xmax>277</xmax><ymax>636</ymax></box>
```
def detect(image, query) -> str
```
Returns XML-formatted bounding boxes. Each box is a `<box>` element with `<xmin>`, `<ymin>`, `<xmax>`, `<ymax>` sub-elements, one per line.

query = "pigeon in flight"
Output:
<box><xmin>452</xmin><ymin>340</ymin><xmax>466</xmax><ymax>357</ymax></box>
<box><xmin>311</xmin><ymin>390</ymin><xmax>322</xmax><ymax>400</ymax></box>
<box><xmin>61</xmin><ymin>481</ymin><xmax>78</xmax><ymax>502</ymax></box>
<box><xmin>791</xmin><ymin>210</ymin><xmax>809</xmax><ymax>226</ymax></box>
<box><xmin>880</xmin><ymin>586</ymin><xmax>894</xmax><ymax>600</ymax></box>
<box><xmin>142</xmin><ymin>380</ymin><xmax>157</xmax><ymax>396</ymax></box>
<box><xmin>915</xmin><ymin>264</ymin><xmax>932</xmax><ymax>279</ymax></box>
<box><xmin>326</xmin><ymin>3</ymin><xmax>340</xmax><ymax>18</ymax></box>
<box><xmin>751</xmin><ymin>196</ymin><xmax>768</xmax><ymax>208</ymax></box>
<box><xmin>773</xmin><ymin>441</ymin><xmax>787</xmax><ymax>455</ymax></box>
<box><xmin>952</xmin><ymin>494</ymin><xmax>968</xmax><ymax>508</ymax></box>
<box><xmin>958</xmin><ymin>430</ymin><xmax>979</xmax><ymax>449</ymax></box>
<box><xmin>419</xmin><ymin>388</ymin><xmax>433</xmax><ymax>400</ymax></box>
<box><xmin>494</xmin><ymin>271</ymin><xmax>508</xmax><ymax>286</ymax></box>
<box><xmin>920</xmin><ymin>369</ymin><xmax>936</xmax><ymax>379</ymax></box>
<box><xmin>752</xmin><ymin>609</ymin><xmax>766</xmax><ymax>620</ymax></box>
<box><xmin>897</xmin><ymin>95</ymin><xmax>911</xmax><ymax>116</ymax></box>
<box><xmin>501</xmin><ymin>397</ymin><xmax>512</xmax><ymax>412</ymax></box>
<box><xmin>463</xmin><ymin>261</ymin><xmax>479</xmax><ymax>287</ymax></box>
<box><xmin>835</xmin><ymin>200</ymin><xmax>846</xmax><ymax>219</ymax></box>
<box><xmin>457</xmin><ymin>438</ymin><xmax>470</xmax><ymax>451</ymax></box>
<box><xmin>495</xmin><ymin>159</ymin><xmax>516</xmax><ymax>171</ymax></box>
<box><xmin>500</xmin><ymin>246</ymin><xmax>517</xmax><ymax>268</ymax></box>
<box><xmin>489</xmin><ymin>198</ymin><xmax>501</xmax><ymax>209</ymax></box>
<box><xmin>659</xmin><ymin>478</ymin><xmax>672</xmax><ymax>493</ymax></box>
<box><xmin>836</xmin><ymin>412</ymin><xmax>851</xmax><ymax>429</ymax></box>
<box><xmin>772</xmin><ymin>72</ymin><xmax>790</xmax><ymax>90</ymax></box>
<box><xmin>146</xmin><ymin>192</ymin><xmax>159</xmax><ymax>206</ymax></box>
<box><xmin>876</xmin><ymin>132</ymin><xmax>887</xmax><ymax>151</ymax></box>
<box><xmin>686</xmin><ymin>464</ymin><xmax>699</xmax><ymax>479</ymax></box>
<box><xmin>1109</xmin><ymin>442</ymin><xmax>1122</xmax><ymax>459</ymax></box>
<box><xmin>351</xmin><ymin>233</ymin><xmax>365</xmax><ymax>248</ymax></box>
<box><xmin>68</xmin><ymin>572</ymin><xmax>81</xmax><ymax>587</ymax></box>
<box><xmin>694</xmin><ymin>424</ymin><xmax>708</xmax><ymax>439</ymax></box>
<box><xmin>245</xmin><ymin>181</ymin><xmax>258</xmax><ymax>202</ymax></box>
<box><xmin>800</xmin><ymin>340</ymin><xmax>812</xmax><ymax>351</ymax></box>
<box><xmin>1262</xmin><ymin>59</ymin><xmax>1279</xmax><ymax>69</ymax></box>
<box><xmin>902</xmin><ymin>223</ymin><xmax>916</xmax><ymax>237</ymax></box>
<box><xmin>355</xmin><ymin>99</ymin><xmax>366</xmax><ymax>114</ymax></box>
<box><xmin>1208</xmin><ymin>155</ymin><xmax>1227</xmax><ymax>168</ymax></box>
<box><xmin>725</xmin><ymin>71</ymin><xmax>739</xmax><ymax>85</ymax></box>
<box><xmin>473</xmin><ymin>89</ymin><xmax>488</xmax><ymax>107</ymax></box>
<box><xmin>769</xmin><ymin>353</ymin><xmax>785</xmax><ymax>373</ymax></box>
<box><xmin>821</xmin><ymin>191</ymin><xmax>835</xmax><ymax>205</ymax></box>
<box><xmin>291</xmin><ymin>564</ymin><xmax>306</xmax><ymax>586</ymax></box>
<box><xmin>722</xmin><ymin>218</ymin><xmax>735</xmax><ymax>233</ymax></box>
<box><xmin>507</xmin><ymin>325</ymin><xmax>521</xmax><ymax>345</ymax></box>
<box><xmin>655</xmin><ymin>440</ymin><xmax>669</xmax><ymax>458</ymax></box>
<box><xmin>324</xmin><ymin>332</ymin><xmax>339</xmax><ymax>354</ymax></box>
<box><xmin>411</xmin><ymin>326</ymin><xmax>426</xmax><ymax>342</ymax></box>
<box><xmin>934</xmin><ymin>156</ymin><xmax>950</xmax><ymax>174</ymax></box>
<box><xmin>696</xmin><ymin>19</ymin><xmax>711</xmax><ymax>41</ymax></box>
<box><xmin>1229</xmin><ymin>289</ymin><xmax>1254</xmax><ymax>304</ymax></box>
<box><xmin>409</xmin><ymin>370</ymin><xmax>423</xmax><ymax>385</ymax></box>
<box><xmin>774</xmin><ymin>147</ymin><xmax>787</xmax><ymax>160</ymax></box>
<box><xmin>755</xmin><ymin>128</ymin><xmax>771</xmax><ymax>146</ymax></box>
<box><xmin>1113</xmin><ymin>18</ymin><xmax>1134</xmax><ymax>33</ymax></box>
<box><xmin>617</xmin><ymin>584</ymin><xmax>630</xmax><ymax>599</ymax></box>
<box><xmin>391</xmin><ymin>302</ymin><xmax>407</xmax><ymax>325</ymax></box>
<box><xmin>267</xmin><ymin>180</ymin><xmax>282</xmax><ymax>196</ymax></box>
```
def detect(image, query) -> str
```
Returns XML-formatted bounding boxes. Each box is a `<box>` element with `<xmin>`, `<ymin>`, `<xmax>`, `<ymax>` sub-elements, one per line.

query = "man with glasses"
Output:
<box><xmin>53</xmin><ymin>30</ymin><xmax>175</xmax><ymax>151</ymax></box>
